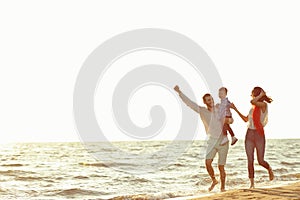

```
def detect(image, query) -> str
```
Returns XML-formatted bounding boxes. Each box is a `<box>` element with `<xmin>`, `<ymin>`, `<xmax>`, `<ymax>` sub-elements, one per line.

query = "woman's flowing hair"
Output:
<box><xmin>252</xmin><ymin>87</ymin><xmax>273</xmax><ymax>103</ymax></box>
<box><xmin>252</xmin><ymin>86</ymin><xmax>272</xmax><ymax>135</ymax></box>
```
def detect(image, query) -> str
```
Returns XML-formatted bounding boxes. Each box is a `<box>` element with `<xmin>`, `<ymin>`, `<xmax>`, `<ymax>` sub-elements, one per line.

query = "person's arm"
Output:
<box><xmin>250</xmin><ymin>91</ymin><xmax>267</xmax><ymax>112</ymax></box>
<box><xmin>174</xmin><ymin>85</ymin><xmax>200</xmax><ymax>114</ymax></box>
<box><xmin>230</xmin><ymin>103</ymin><xmax>248</xmax><ymax>122</ymax></box>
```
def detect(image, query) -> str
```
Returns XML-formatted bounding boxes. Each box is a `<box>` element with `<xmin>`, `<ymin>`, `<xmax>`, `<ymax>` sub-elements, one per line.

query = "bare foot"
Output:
<box><xmin>220</xmin><ymin>188</ymin><xmax>226</xmax><ymax>192</ymax></box>
<box><xmin>249</xmin><ymin>178</ymin><xmax>254</xmax><ymax>189</ymax></box>
<box><xmin>208</xmin><ymin>179</ymin><xmax>218</xmax><ymax>192</ymax></box>
<box><xmin>268</xmin><ymin>167</ymin><xmax>274</xmax><ymax>181</ymax></box>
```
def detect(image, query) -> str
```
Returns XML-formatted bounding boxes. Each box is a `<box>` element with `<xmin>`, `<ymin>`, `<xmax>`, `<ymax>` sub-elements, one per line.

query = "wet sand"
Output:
<box><xmin>191</xmin><ymin>181</ymin><xmax>300</xmax><ymax>200</ymax></box>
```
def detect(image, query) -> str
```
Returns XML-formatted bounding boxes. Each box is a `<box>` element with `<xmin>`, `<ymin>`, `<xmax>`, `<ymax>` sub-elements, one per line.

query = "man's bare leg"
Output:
<box><xmin>205</xmin><ymin>159</ymin><xmax>218</xmax><ymax>191</ymax></box>
<box><xmin>218</xmin><ymin>165</ymin><xmax>226</xmax><ymax>192</ymax></box>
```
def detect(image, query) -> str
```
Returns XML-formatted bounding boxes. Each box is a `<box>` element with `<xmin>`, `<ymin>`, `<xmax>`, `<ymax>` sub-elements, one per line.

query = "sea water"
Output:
<box><xmin>0</xmin><ymin>139</ymin><xmax>299</xmax><ymax>199</ymax></box>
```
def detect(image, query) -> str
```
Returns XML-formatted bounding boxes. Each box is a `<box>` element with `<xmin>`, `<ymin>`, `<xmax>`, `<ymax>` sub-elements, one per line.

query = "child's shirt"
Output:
<box><xmin>218</xmin><ymin>97</ymin><xmax>232</xmax><ymax>120</ymax></box>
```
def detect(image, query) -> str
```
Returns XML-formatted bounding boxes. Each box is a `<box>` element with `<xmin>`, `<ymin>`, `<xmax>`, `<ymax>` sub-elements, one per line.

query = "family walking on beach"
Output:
<box><xmin>174</xmin><ymin>85</ymin><xmax>274</xmax><ymax>191</ymax></box>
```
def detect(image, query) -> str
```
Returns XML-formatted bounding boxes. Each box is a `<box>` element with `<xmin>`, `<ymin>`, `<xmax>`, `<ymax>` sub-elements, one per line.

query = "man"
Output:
<box><xmin>174</xmin><ymin>85</ymin><xmax>229</xmax><ymax>192</ymax></box>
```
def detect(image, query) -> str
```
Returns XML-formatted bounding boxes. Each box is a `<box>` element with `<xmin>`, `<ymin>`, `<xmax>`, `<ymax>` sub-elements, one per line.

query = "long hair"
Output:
<box><xmin>252</xmin><ymin>87</ymin><xmax>273</xmax><ymax>103</ymax></box>
<box><xmin>252</xmin><ymin>86</ymin><xmax>272</xmax><ymax>135</ymax></box>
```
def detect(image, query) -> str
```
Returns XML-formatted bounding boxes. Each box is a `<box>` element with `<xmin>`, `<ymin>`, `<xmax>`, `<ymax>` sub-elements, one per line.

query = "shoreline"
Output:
<box><xmin>188</xmin><ymin>181</ymin><xmax>300</xmax><ymax>200</ymax></box>
<box><xmin>107</xmin><ymin>181</ymin><xmax>300</xmax><ymax>200</ymax></box>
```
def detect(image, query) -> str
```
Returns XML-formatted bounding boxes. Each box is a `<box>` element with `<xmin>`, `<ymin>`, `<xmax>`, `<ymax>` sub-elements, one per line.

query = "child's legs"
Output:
<box><xmin>227</xmin><ymin>124</ymin><xmax>235</xmax><ymax>137</ymax></box>
<box><xmin>222</xmin><ymin>123</ymin><xmax>229</xmax><ymax>135</ymax></box>
<box><xmin>222</xmin><ymin>123</ymin><xmax>235</xmax><ymax>137</ymax></box>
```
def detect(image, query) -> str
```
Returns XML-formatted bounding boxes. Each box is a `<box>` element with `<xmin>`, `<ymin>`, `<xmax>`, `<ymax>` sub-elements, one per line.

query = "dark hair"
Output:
<box><xmin>219</xmin><ymin>87</ymin><xmax>228</xmax><ymax>94</ymax></box>
<box><xmin>252</xmin><ymin>87</ymin><xmax>273</xmax><ymax>103</ymax></box>
<box><xmin>202</xmin><ymin>93</ymin><xmax>211</xmax><ymax>102</ymax></box>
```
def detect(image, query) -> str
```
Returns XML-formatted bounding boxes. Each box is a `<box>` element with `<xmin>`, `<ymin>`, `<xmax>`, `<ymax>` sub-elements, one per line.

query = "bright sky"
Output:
<box><xmin>1</xmin><ymin>1</ymin><xmax>300</xmax><ymax>143</ymax></box>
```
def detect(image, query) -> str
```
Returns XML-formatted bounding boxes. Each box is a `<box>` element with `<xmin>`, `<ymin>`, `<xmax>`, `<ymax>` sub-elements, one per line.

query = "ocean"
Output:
<box><xmin>0</xmin><ymin>139</ymin><xmax>299</xmax><ymax>200</ymax></box>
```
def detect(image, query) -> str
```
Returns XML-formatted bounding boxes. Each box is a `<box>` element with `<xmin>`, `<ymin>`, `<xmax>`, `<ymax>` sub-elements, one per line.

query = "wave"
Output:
<box><xmin>107</xmin><ymin>189</ymin><xmax>210</xmax><ymax>200</ymax></box>
<box><xmin>226</xmin><ymin>177</ymin><xmax>248</xmax><ymax>186</ymax></box>
<box><xmin>273</xmin><ymin>168</ymin><xmax>289</xmax><ymax>173</ymax></box>
<box><xmin>275</xmin><ymin>173</ymin><xmax>300</xmax><ymax>181</ymax></box>
<box><xmin>108</xmin><ymin>193</ymin><xmax>184</xmax><ymax>200</ymax></box>
<box><xmin>1</xmin><ymin>164</ymin><xmax>23</xmax><ymax>167</ymax></box>
<box><xmin>52</xmin><ymin>188</ymin><xmax>108</xmax><ymax>196</ymax></box>
<box><xmin>281</xmin><ymin>161</ymin><xmax>300</xmax><ymax>166</ymax></box>
<box><xmin>172</xmin><ymin>163</ymin><xmax>186</xmax><ymax>167</ymax></box>
<box><xmin>0</xmin><ymin>188</ymin><xmax>8</xmax><ymax>193</ymax></box>
<box><xmin>111</xmin><ymin>175</ymin><xmax>151</xmax><ymax>184</ymax></box>
<box><xmin>79</xmin><ymin>162</ymin><xmax>108</xmax><ymax>167</ymax></box>
<box><xmin>0</xmin><ymin>170</ymin><xmax>35</xmax><ymax>176</ymax></box>
<box><xmin>132</xmin><ymin>177</ymin><xmax>150</xmax><ymax>183</ymax></box>
<box><xmin>15</xmin><ymin>176</ymin><xmax>46</xmax><ymax>181</ymax></box>
<box><xmin>78</xmin><ymin>162</ymin><xmax>137</xmax><ymax>168</ymax></box>
<box><xmin>73</xmin><ymin>175</ymin><xmax>89</xmax><ymax>179</ymax></box>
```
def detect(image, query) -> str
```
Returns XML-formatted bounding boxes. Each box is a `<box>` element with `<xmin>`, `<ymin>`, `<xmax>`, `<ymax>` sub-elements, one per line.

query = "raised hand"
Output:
<box><xmin>260</xmin><ymin>90</ymin><xmax>266</xmax><ymax>97</ymax></box>
<box><xmin>174</xmin><ymin>85</ymin><xmax>181</xmax><ymax>93</ymax></box>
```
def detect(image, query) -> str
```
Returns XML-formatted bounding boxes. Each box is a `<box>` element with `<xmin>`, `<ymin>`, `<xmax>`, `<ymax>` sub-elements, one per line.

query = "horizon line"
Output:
<box><xmin>1</xmin><ymin>138</ymin><xmax>300</xmax><ymax>144</ymax></box>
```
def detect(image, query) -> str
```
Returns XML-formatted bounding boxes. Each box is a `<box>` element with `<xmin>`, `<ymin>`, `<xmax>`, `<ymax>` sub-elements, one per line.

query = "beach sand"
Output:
<box><xmin>109</xmin><ymin>181</ymin><xmax>300</xmax><ymax>200</ymax></box>
<box><xmin>191</xmin><ymin>181</ymin><xmax>300</xmax><ymax>200</ymax></box>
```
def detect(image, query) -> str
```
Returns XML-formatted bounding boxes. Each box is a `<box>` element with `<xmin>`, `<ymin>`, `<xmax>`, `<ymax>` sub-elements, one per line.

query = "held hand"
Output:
<box><xmin>230</xmin><ymin>103</ymin><xmax>237</xmax><ymax>110</ymax></box>
<box><xmin>231</xmin><ymin>102</ymin><xmax>248</xmax><ymax>122</ymax></box>
<box><xmin>174</xmin><ymin>85</ymin><xmax>181</xmax><ymax>93</ymax></box>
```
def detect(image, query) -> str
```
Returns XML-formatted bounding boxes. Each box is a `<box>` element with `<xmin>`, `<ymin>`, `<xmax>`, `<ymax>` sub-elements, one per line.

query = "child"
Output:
<box><xmin>218</xmin><ymin>87</ymin><xmax>238</xmax><ymax>145</ymax></box>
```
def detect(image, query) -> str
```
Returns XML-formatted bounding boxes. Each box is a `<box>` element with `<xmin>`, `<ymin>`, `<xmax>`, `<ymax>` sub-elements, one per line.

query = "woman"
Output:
<box><xmin>231</xmin><ymin>86</ymin><xmax>274</xmax><ymax>188</ymax></box>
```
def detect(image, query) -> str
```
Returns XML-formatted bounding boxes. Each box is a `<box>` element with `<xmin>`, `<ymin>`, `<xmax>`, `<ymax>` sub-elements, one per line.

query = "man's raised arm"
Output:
<box><xmin>174</xmin><ymin>85</ymin><xmax>200</xmax><ymax>113</ymax></box>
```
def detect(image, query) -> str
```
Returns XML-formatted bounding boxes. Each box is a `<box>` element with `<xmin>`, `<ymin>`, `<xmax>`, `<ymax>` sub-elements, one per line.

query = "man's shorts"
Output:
<box><xmin>206</xmin><ymin>136</ymin><xmax>229</xmax><ymax>165</ymax></box>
